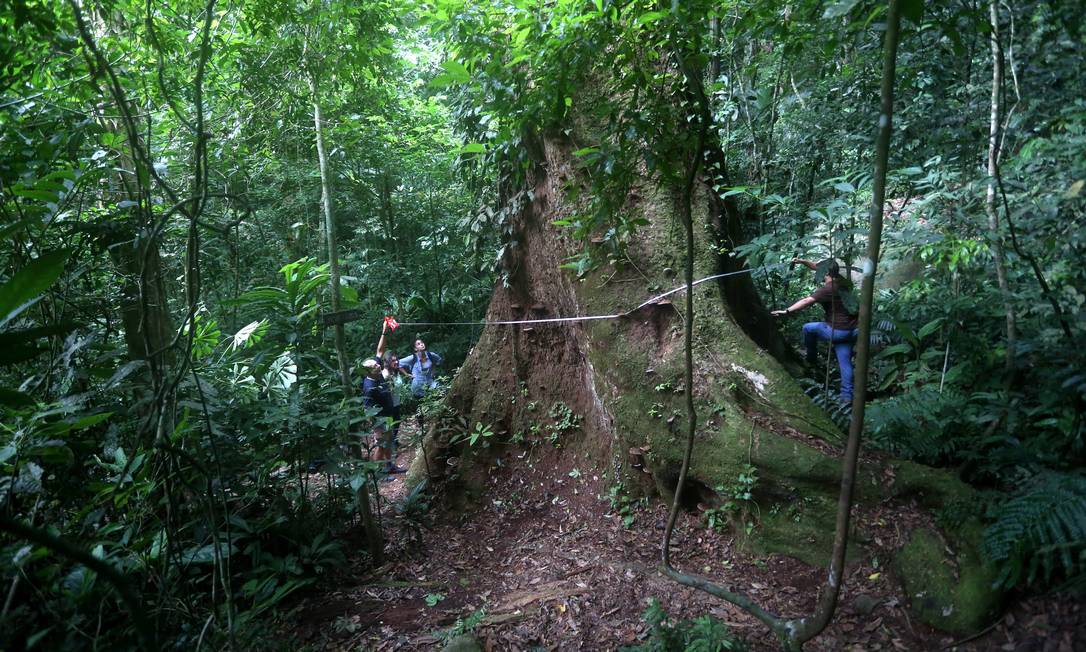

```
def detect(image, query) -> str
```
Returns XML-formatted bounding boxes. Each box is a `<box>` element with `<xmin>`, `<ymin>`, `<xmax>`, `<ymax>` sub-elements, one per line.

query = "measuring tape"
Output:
<box><xmin>331</xmin><ymin>262</ymin><xmax>789</xmax><ymax>329</ymax></box>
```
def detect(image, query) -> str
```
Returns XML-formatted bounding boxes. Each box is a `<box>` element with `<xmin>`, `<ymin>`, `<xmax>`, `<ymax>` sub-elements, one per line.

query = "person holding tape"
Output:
<box><xmin>772</xmin><ymin>258</ymin><xmax>859</xmax><ymax>405</ymax></box>
<box><xmin>361</xmin><ymin>356</ymin><xmax>397</xmax><ymax>478</ymax></box>
<box><xmin>375</xmin><ymin>320</ymin><xmax>407</xmax><ymax>473</ymax></box>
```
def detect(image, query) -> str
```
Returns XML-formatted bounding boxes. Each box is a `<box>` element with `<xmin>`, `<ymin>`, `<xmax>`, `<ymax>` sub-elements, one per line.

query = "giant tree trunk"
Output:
<box><xmin>412</xmin><ymin>128</ymin><xmax>1004</xmax><ymax>636</ymax></box>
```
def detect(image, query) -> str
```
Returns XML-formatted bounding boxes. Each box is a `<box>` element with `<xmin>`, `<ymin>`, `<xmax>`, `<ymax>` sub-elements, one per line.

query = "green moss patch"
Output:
<box><xmin>893</xmin><ymin>527</ymin><xmax>1002</xmax><ymax>634</ymax></box>
<box><xmin>887</xmin><ymin>460</ymin><xmax>976</xmax><ymax>509</ymax></box>
<box><xmin>753</xmin><ymin>492</ymin><xmax>840</xmax><ymax>566</ymax></box>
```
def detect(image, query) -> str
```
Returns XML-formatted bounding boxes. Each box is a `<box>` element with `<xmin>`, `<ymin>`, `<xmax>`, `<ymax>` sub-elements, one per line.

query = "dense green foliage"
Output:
<box><xmin>1</xmin><ymin>0</ymin><xmax>1084</xmax><ymax>649</ymax></box>
<box><xmin>0</xmin><ymin>0</ymin><xmax>492</xmax><ymax>648</ymax></box>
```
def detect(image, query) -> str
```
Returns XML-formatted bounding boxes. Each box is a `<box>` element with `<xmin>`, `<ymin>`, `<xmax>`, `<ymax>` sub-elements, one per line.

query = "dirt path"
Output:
<box><xmin>285</xmin><ymin>443</ymin><xmax>1085</xmax><ymax>651</ymax></box>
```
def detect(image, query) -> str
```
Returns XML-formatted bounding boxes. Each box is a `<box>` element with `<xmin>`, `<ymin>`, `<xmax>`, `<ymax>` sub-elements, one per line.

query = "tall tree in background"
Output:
<box><xmin>986</xmin><ymin>0</ymin><xmax>1016</xmax><ymax>375</ymax></box>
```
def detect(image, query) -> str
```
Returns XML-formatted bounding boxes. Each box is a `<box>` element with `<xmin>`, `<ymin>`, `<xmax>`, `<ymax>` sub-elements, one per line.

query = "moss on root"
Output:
<box><xmin>892</xmin><ymin>526</ymin><xmax>1002</xmax><ymax>634</ymax></box>
<box><xmin>754</xmin><ymin>493</ymin><xmax>840</xmax><ymax>566</ymax></box>
<box><xmin>886</xmin><ymin>460</ymin><xmax>975</xmax><ymax>509</ymax></box>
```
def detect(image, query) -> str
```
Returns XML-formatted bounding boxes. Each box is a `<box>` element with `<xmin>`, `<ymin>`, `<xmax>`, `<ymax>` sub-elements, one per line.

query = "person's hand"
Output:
<box><xmin>771</xmin><ymin>309</ymin><xmax>788</xmax><ymax>317</ymax></box>
<box><xmin>791</xmin><ymin>257</ymin><xmax>801</xmax><ymax>264</ymax></box>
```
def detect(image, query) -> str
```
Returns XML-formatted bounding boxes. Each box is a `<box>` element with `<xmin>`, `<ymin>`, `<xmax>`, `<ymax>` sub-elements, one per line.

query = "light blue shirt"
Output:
<box><xmin>398</xmin><ymin>351</ymin><xmax>443</xmax><ymax>396</ymax></box>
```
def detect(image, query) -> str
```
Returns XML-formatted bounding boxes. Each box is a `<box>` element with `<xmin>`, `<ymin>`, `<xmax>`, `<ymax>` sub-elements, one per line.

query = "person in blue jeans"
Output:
<box><xmin>772</xmin><ymin>258</ymin><xmax>859</xmax><ymax>404</ymax></box>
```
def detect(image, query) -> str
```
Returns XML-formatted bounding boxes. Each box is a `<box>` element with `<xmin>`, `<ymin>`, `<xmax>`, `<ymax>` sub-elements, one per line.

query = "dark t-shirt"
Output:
<box><xmin>362</xmin><ymin>375</ymin><xmax>394</xmax><ymax>416</ymax></box>
<box><xmin>811</xmin><ymin>279</ymin><xmax>858</xmax><ymax>330</ymax></box>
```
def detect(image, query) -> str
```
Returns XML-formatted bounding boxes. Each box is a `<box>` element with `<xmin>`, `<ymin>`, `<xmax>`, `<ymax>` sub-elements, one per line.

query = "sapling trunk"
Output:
<box><xmin>789</xmin><ymin>0</ymin><xmax>903</xmax><ymax>644</ymax></box>
<box><xmin>308</xmin><ymin>67</ymin><xmax>384</xmax><ymax>564</ymax></box>
<box><xmin>985</xmin><ymin>0</ymin><xmax>1017</xmax><ymax>375</ymax></box>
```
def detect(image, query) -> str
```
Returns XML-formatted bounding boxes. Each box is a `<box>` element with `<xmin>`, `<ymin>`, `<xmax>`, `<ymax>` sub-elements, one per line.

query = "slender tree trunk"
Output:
<box><xmin>307</xmin><ymin>68</ymin><xmax>384</xmax><ymax>563</ymax></box>
<box><xmin>382</xmin><ymin>172</ymin><xmax>396</xmax><ymax>256</ymax></box>
<box><xmin>308</xmin><ymin>75</ymin><xmax>352</xmax><ymax>395</ymax></box>
<box><xmin>986</xmin><ymin>0</ymin><xmax>1017</xmax><ymax>375</ymax></box>
<box><xmin>790</xmin><ymin>1</ymin><xmax>903</xmax><ymax>646</ymax></box>
<box><xmin>107</xmin><ymin>230</ymin><xmax>176</xmax><ymax>366</ymax></box>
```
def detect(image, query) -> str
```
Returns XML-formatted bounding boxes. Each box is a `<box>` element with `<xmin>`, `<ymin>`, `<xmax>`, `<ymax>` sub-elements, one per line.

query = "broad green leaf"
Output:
<box><xmin>439</xmin><ymin>59</ymin><xmax>470</xmax><ymax>84</ymax></box>
<box><xmin>25</xmin><ymin>442</ymin><xmax>74</xmax><ymax>465</ymax></box>
<box><xmin>0</xmin><ymin>250</ymin><xmax>70</xmax><ymax>329</ymax></box>
<box><xmin>39</xmin><ymin>412</ymin><xmax>113</xmax><ymax>437</ymax></box>
<box><xmin>233</xmin><ymin>320</ymin><xmax>268</xmax><ymax>349</ymax></box>
<box><xmin>12</xmin><ymin>188</ymin><xmax>58</xmax><ymax>203</ymax></box>
<box><xmin>891</xmin><ymin>318</ymin><xmax>918</xmax><ymax>347</ymax></box>
<box><xmin>230</xmin><ymin>288</ymin><xmax>287</xmax><ymax>305</ymax></box>
<box><xmin>26</xmin><ymin>627</ymin><xmax>54</xmax><ymax>650</ymax></box>
<box><xmin>0</xmin><ymin>388</ymin><xmax>34</xmax><ymax>407</ymax></box>
<box><xmin>917</xmin><ymin>318</ymin><xmax>943</xmax><ymax>340</ymax></box>
<box><xmin>0</xmin><ymin>217</ymin><xmax>43</xmax><ymax>240</ymax></box>
<box><xmin>634</xmin><ymin>11</ymin><xmax>668</xmax><ymax>27</ymax></box>
<box><xmin>877</xmin><ymin>343</ymin><xmax>914</xmax><ymax>358</ymax></box>
<box><xmin>0</xmin><ymin>322</ymin><xmax>78</xmax><ymax>349</ymax></box>
<box><xmin>429</xmin><ymin>73</ymin><xmax>457</xmax><ymax>88</ymax></box>
<box><xmin>42</xmin><ymin>169</ymin><xmax>78</xmax><ymax>183</ymax></box>
<box><xmin>461</xmin><ymin>143</ymin><xmax>486</xmax><ymax>154</ymax></box>
<box><xmin>339</xmin><ymin>284</ymin><xmax>359</xmax><ymax>306</ymax></box>
<box><xmin>181</xmin><ymin>542</ymin><xmax>236</xmax><ymax>565</ymax></box>
<box><xmin>0</xmin><ymin>343</ymin><xmax>42</xmax><ymax>365</ymax></box>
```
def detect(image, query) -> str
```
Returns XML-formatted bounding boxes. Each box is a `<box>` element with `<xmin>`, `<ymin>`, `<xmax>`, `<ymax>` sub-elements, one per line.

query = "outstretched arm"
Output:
<box><xmin>376</xmin><ymin>320</ymin><xmax>389</xmax><ymax>357</ymax></box>
<box><xmin>771</xmin><ymin>295</ymin><xmax>817</xmax><ymax>317</ymax></box>
<box><xmin>792</xmin><ymin>257</ymin><xmax>818</xmax><ymax>271</ymax></box>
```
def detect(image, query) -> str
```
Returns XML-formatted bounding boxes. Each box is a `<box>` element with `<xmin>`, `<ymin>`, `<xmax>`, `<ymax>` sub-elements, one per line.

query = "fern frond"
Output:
<box><xmin>798</xmin><ymin>378</ymin><xmax>850</xmax><ymax>430</ymax></box>
<box><xmin>866</xmin><ymin>388</ymin><xmax>965</xmax><ymax>463</ymax></box>
<box><xmin>984</xmin><ymin>471</ymin><xmax>1086</xmax><ymax>591</ymax></box>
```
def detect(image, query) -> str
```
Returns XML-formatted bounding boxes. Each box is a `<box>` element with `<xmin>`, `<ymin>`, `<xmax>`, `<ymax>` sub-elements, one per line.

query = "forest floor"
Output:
<box><xmin>282</xmin><ymin>433</ymin><xmax>1085</xmax><ymax>651</ymax></box>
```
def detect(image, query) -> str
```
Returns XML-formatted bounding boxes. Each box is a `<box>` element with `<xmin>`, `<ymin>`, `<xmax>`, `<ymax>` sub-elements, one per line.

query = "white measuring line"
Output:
<box><xmin>392</xmin><ymin>263</ymin><xmax>788</xmax><ymax>328</ymax></box>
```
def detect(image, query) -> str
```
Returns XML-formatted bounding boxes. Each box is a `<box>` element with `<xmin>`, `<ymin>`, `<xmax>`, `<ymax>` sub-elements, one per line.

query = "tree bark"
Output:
<box><xmin>105</xmin><ymin>227</ymin><xmax>176</xmax><ymax>366</ymax></box>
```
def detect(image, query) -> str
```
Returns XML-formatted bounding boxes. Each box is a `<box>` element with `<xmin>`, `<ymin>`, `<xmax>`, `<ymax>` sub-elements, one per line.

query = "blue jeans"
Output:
<box><xmin>802</xmin><ymin>322</ymin><xmax>859</xmax><ymax>403</ymax></box>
